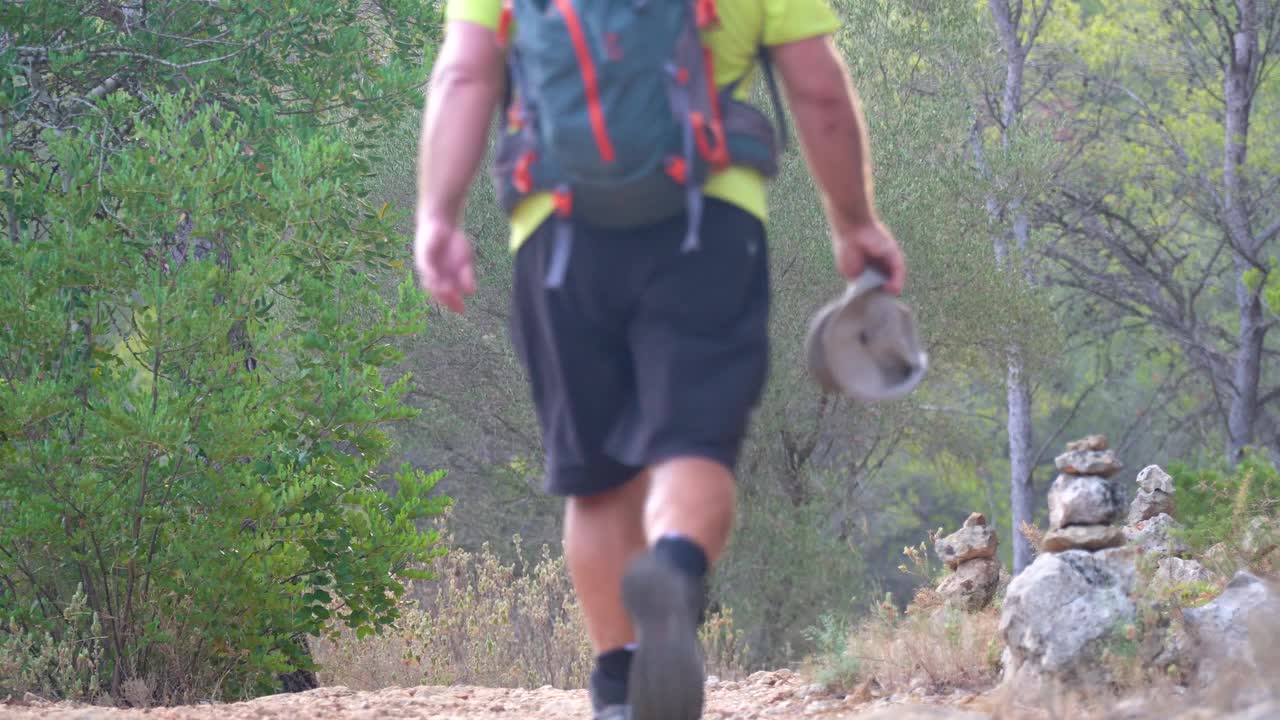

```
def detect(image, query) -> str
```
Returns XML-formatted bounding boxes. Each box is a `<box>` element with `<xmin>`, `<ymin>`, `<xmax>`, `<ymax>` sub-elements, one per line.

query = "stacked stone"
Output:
<box><xmin>1041</xmin><ymin>435</ymin><xmax>1126</xmax><ymax>553</ymax></box>
<box><xmin>1123</xmin><ymin>464</ymin><xmax>1190</xmax><ymax>558</ymax></box>
<box><xmin>933</xmin><ymin>512</ymin><xmax>1001</xmax><ymax>611</ymax></box>
<box><xmin>1128</xmin><ymin>464</ymin><xmax>1175</xmax><ymax>523</ymax></box>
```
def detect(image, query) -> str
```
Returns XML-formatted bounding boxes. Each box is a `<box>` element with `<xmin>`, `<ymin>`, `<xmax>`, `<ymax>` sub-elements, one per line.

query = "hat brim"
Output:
<box><xmin>805</xmin><ymin>273</ymin><xmax>928</xmax><ymax>402</ymax></box>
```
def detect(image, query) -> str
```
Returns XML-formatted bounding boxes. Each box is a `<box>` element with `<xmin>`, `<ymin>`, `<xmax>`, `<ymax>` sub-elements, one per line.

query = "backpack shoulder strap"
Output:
<box><xmin>756</xmin><ymin>47</ymin><xmax>790</xmax><ymax>152</ymax></box>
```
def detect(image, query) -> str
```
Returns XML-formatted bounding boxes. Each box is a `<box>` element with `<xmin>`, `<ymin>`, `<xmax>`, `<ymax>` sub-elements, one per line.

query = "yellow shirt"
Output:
<box><xmin>445</xmin><ymin>0</ymin><xmax>841</xmax><ymax>250</ymax></box>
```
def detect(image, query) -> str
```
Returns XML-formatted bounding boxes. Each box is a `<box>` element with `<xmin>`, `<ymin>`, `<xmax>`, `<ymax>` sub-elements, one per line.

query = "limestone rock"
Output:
<box><xmin>934</xmin><ymin>524</ymin><xmax>998</xmax><ymax>570</ymax></box>
<box><xmin>1151</xmin><ymin>557</ymin><xmax>1214</xmax><ymax>594</ymax></box>
<box><xmin>1203</xmin><ymin>542</ymin><xmax>1247</xmax><ymax>578</ymax></box>
<box><xmin>1241</xmin><ymin>516</ymin><xmax>1279</xmax><ymax>561</ymax></box>
<box><xmin>1125</xmin><ymin>513</ymin><xmax>1189</xmax><ymax>558</ymax></box>
<box><xmin>1054</xmin><ymin>449</ymin><xmax>1123</xmax><ymax>478</ymax></box>
<box><xmin>1067</xmin><ymin>434</ymin><xmax>1109</xmax><ymax>452</ymax></box>
<box><xmin>1128</xmin><ymin>488</ymin><xmax>1175</xmax><ymax>524</ymax></box>
<box><xmin>1183</xmin><ymin>572</ymin><xmax>1280</xmax><ymax>703</ymax></box>
<box><xmin>1097</xmin><ymin>545</ymin><xmax>1140</xmax><ymax>590</ymax></box>
<box><xmin>963</xmin><ymin>511</ymin><xmax>986</xmax><ymax>528</ymax></box>
<box><xmin>1223</xmin><ymin>702</ymin><xmax>1280</xmax><ymax>720</ymax></box>
<box><xmin>1042</xmin><ymin>524</ymin><xmax>1126</xmax><ymax>553</ymax></box>
<box><xmin>999</xmin><ymin>550</ymin><xmax>1136</xmax><ymax>694</ymax></box>
<box><xmin>936</xmin><ymin>557</ymin><xmax>1001</xmax><ymax>612</ymax></box>
<box><xmin>1048</xmin><ymin>474</ymin><xmax>1123</xmax><ymax>529</ymax></box>
<box><xmin>851</xmin><ymin>707</ymin><xmax>989</xmax><ymax>720</ymax></box>
<box><xmin>1136</xmin><ymin>464</ymin><xmax>1175</xmax><ymax>494</ymax></box>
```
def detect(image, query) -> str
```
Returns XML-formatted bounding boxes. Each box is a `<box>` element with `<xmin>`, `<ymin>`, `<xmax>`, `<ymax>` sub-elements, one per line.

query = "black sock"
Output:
<box><xmin>589</xmin><ymin>647</ymin><xmax>633</xmax><ymax>709</ymax></box>
<box><xmin>652</xmin><ymin>535</ymin><xmax>710</xmax><ymax>623</ymax></box>
<box><xmin>652</xmin><ymin>535</ymin><xmax>709</xmax><ymax>580</ymax></box>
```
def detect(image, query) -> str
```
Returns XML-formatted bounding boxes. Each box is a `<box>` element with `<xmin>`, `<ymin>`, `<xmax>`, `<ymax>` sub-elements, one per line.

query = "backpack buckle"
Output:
<box><xmin>552</xmin><ymin>187</ymin><xmax>573</xmax><ymax>217</ymax></box>
<box><xmin>690</xmin><ymin>112</ymin><xmax>730</xmax><ymax>169</ymax></box>
<box><xmin>514</xmin><ymin>151</ymin><xmax>537</xmax><ymax>194</ymax></box>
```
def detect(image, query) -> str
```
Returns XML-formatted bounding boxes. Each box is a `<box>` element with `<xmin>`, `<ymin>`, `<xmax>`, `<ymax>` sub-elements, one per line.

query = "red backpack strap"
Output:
<box><xmin>497</xmin><ymin>0</ymin><xmax>514</xmax><ymax>47</ymax></box>
<box><xmin>695</xmin><ymin>0</ymin><xmax>720</xmax><ymax>29</ymax></box>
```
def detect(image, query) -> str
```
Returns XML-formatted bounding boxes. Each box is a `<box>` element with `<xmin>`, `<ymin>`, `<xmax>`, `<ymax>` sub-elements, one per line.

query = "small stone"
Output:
<box><xmin>1055</xmin><ymin>449</ymin><xmax>1124</xmax><ymax>477</ymax></box>
<box><xmin>1135</xmin><ymin>464</ymin><xmax>1175</xmax><ymax>494</ymax></box>
<box><xmin>847</xmin><ymin>680</ymin><xmax>874</xmax><ymax>704</ymax></box>
<box><xmin>1241</xmin><ymin>516</ymin><xmax>1279</xmax><ymax>560</ymax></box>
<box><xmin>1048</xmin><ymin>474</ymin><xmax>1123</xmax><ymax>529</ymax></box>
<box><xmin>1151</xmin><ymin>557</ymin><xmax>1214</xmax><ymax>594</ymax></box>
<box><xmin>800</xmin><ymin>683</ymin><xmax>827</xmax><ymax>698</ymax></box>
<box><xmin>1067</xmin><ymin>434</ymin><xmax>1109</xmax><ymax>452</ymax></box>
<box><xmin>1202</xmin><ymin>542</ymin><xmax>1246</xmax><ymax>578</ymax></box>
<box><xmin>934</xmin><ymin>524</ymin><xmax>999</xmax><ymax>570</ymax></box>
<box><xmin>1128</xmin><ymin>488</ymin><xmax>1175</xmax><ymax>524</ymax></box>
<box><xmin>1225</xmin><ymin>702</ymin><xmax>1280</xmax><ymax>720</ymax></box>
<box><xmin>963</xmin><ymin>511</ymin><xmax>986</xmax><ymax>528</ymax></box>
<box><xmin>936</xmin><ymin>557</ymin><xmax>1001</xmax><ymax>612</ymax></box>
<box><xmin>1125</xmin><ymin>514</ymin><xmax>1189</xmax><ymax>558</ymax></box>
<box><xmin>804</xmin><ymin>700</ymin><xmax>840</xmax><ymax>714</ymax></box>
<box><xmin>1042</xmin><ymin>524</ymin><xmax>1126</xmax><ymax>553</ymax></box>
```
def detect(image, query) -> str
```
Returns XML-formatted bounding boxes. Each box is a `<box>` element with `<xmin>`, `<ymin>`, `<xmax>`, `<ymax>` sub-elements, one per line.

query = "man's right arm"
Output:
<box><xmin>770</xmin><ymin>35</ymin><xmax>906</xmax><ymax>294</ymax></box>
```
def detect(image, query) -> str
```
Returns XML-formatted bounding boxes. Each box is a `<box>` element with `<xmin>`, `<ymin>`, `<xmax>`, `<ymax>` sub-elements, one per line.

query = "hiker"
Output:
<box><xmin>413</xmin><ymin>0</ymin><xmax>907</xmax><ymax>717</ymax></box>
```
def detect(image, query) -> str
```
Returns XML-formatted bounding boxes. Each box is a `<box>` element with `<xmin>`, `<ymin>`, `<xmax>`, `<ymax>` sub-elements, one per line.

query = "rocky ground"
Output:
<box><xmin>0</xmin><ymin>671</ymin><xmax>1001</xmax><ymax>720</ymax></box>
<box><xmin>4</xmin><ymin>670</ymin><xmax>1277</xmax><ymax>720</ymax></box>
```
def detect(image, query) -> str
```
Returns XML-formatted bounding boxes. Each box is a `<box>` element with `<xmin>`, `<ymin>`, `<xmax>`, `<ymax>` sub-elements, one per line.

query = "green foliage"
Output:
<box><xmin>0</xmin><ymin>0</ymin><xmax>448</xmax><ymax>702</ymax></box>
<box><xmin>1168</xmin><ymin>451</ymin><xmax>1280</xmax><ymax>552</ymax></box>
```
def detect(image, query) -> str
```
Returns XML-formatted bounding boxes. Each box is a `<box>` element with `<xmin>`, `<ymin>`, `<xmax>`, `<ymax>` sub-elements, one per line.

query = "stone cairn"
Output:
<box><xmin>1041</xmin><ymin>434</ymin><xmax>1126</xmax><ymax>553</ymax></box>
<box><xmin>933</xmin><ymin>511</ymin><xmax>1001</xmax><ymax>611</ymax></box>
<box><xmin>1124</xmin><ymin>463</ymin><xmax>1191</xmax><ymax>560</ymax></box>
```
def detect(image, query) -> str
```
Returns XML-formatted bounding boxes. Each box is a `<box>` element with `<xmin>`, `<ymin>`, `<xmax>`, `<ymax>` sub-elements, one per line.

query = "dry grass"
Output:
<box><xmin>311</xmin><ymin>533</ymin><xmax>750</xmax><ymax>691</ymax></box>
<box><xmin>0</xmin><ymin>586</ymin><xmax>105</xmax><ymax>702</ymax></box>
<box><xmin>805</xmin><ymin>597</ymin><xmax>1004</xmax><ymax>695</ymax></box>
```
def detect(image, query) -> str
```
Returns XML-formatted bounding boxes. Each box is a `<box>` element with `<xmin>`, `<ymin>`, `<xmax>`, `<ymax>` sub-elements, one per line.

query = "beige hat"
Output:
<box><xmin>805</xmin><ymin>269</ymin><xmax>928</xmax><ymax>402</ymax></box>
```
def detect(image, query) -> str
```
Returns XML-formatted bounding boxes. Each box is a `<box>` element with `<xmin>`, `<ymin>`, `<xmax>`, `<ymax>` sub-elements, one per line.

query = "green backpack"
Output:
<box><xmin>491</xmin><ymin>0</ymin><xmax>788</xmax><ymax>286</ymax></box>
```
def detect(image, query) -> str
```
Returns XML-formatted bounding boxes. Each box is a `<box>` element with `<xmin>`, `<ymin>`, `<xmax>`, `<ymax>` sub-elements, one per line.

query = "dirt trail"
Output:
<box><xmin>0</xmin><ymin>671</ymin><xmax>995</xmax><ymax>720</ymax></box>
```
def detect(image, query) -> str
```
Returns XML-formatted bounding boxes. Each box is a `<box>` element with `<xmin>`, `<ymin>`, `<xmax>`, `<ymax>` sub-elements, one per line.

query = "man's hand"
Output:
<box><xmin>412</xmin><ymin>19</ymin><xmax>503</xmax><ymax>313</ymax></box>
<box><xmin>832</xmin><ymin>218</ymin><xmax>906</xmax><ymax>295</ymax></box>
<box><xmin>414</xmin><ymin>214</ymin><xmax>476</xmax><ymax>314</ymax></box>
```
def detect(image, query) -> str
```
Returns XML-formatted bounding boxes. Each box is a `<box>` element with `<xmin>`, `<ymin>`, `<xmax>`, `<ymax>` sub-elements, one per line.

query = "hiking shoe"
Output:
<box><xmin>622</xmin><ymin>552</ymin><xmax>705</xmax><ymax>720</ymax></box>
<box><xmin>594</xmin><ymin>705</ymin><xmax>630</xmax><ymax>720</ymax></box>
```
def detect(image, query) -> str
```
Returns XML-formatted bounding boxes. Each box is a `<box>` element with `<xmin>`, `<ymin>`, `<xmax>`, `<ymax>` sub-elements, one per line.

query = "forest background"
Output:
<box><xmin>1</xmin><ymin>0</ymin><xmax>1277</xmax><ymax>701</ymax></box>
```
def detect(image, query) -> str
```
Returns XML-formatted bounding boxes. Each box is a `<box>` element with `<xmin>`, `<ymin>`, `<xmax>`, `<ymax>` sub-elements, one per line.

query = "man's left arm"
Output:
<box><xmin>414</xmin><ymin>20</ymin><xmax>504</xmax><ymax>313</ymax></box>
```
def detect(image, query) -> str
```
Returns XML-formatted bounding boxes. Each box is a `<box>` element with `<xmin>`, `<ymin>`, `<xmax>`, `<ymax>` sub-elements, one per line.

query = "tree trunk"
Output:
<box><xmin>1222</xmin><ymin>2</ymin><xmax>1264</xmax><ymax>463</ymax></box>
<box><xmin>1007</xmin><ymin>359</ymin><xmax>1035</xmax><ymax>572</ymax></box>
<box><xmin>986</xmin><ymin>0</ymin><xmax>1046</xmax><ymax>574</ymax></box>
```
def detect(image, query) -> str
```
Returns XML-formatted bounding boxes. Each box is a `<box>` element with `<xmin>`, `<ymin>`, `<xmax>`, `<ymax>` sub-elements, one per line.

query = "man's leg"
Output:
<box><xmin>644</xmin><ymin>457</ymin><xmax>736</xmax><ymax>560</ymax></box>
<box><xmin>563</xmin><ymin>472</ymin><xmax>649</xmax><ymax>710</ymax></box>
<box><xmin>613</xmin><ymin>200</ymin><xmax>769</xmax><ymax>720</ymax></box>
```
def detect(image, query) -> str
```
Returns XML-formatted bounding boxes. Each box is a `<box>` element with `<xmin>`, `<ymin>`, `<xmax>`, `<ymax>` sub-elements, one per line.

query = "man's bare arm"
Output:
<box><xmin>770</xmin><ymin>35</ymin><xmax>905</xmax><ymax>293</ymax></box>
<box><xmin>416</xmin><ymin>20</ymin><xmax>505</xmax><ymax>225</ymax></box>
<box><xmin>771</xmin><ymin>35</ymin><xmax>876</xmax><ymax>229</ymax></box>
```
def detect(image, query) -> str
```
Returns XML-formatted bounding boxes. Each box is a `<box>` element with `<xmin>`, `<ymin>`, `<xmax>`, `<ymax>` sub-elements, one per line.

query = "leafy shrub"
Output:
<box><xmin>311</xmin><ymin>531</ymin><xmax>750</xmax><ymax>690</ymax></box>
<box><xmin>1168</xmin><ymin>451</ymin><xmax>1280</xmax><ymax>555</ymax></box>
<box><xmin>0</xmin><ymin>0</ymin><xmax>447</xmax><ymax>703</ymax></box>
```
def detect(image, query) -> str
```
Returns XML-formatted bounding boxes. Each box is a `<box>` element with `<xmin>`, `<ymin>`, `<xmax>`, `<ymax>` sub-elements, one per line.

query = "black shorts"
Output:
<box><xmin>509</xmin><ymin>198</ymin><xmax>771</xmax><ymax>497</ymax></box>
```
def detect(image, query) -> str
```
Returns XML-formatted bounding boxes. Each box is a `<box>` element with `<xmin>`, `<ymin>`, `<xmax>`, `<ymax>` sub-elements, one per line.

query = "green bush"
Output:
<box><xmin>0</xmin><ymin>0</ymin><xmax>448</xmax><ymax>703</ymax></box>
<box><xmin>1167</xmin><ymin>451</ymin><xmax>1280</xmax><ymax>552</ymax></box>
